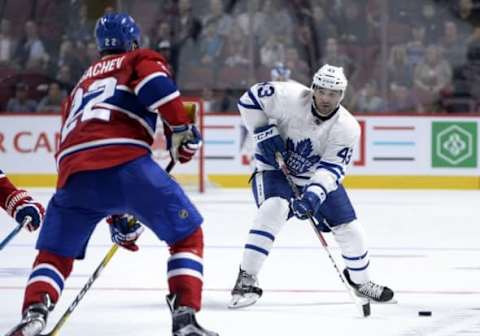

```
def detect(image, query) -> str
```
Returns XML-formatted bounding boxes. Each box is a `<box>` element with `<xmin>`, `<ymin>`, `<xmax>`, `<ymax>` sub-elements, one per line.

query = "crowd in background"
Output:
<box><xmin>0</xmin><ymin>0</ymin><xmax>480</xmax><ymax>114</ymax></box>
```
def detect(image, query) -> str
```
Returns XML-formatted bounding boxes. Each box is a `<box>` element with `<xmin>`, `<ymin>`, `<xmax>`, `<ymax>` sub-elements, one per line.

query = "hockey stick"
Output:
<box><xmin>275</xmin><ymin>153</ymin><xmax>370</xmax><ymax>318</ymax></box>
<box><xmin>40</xmin><ymin>161</ymin><xmax>177</xmax><ymax>336</ymax></box>
<box><xmin>0</xmin><ymin>216</ymin><xmax>32</xmax><ymax>251</ymax></box>
<box><xmin>40</xmin><ymin>244</ymin><xmax>119</xmax><ymax>336</ymax></box>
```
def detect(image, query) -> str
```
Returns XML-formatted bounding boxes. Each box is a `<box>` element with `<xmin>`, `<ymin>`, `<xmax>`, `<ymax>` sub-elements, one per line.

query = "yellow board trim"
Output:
<box><xmin>7</xmin><ymin>174</ymin><xmax>480</xmax><ymax>190</ymax></box>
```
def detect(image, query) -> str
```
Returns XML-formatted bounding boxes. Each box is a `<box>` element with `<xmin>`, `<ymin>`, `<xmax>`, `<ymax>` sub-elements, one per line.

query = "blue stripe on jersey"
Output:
<box><xmin>29</xmin><ymin>268</ymin><xmax>64</xmax><ymax>291</ymax></box>
<box><xmin>249</xmin><ymin>229</ymin><xmax>275</xmax><ymax>241</ymax></box>
<box><xmin>137</xmin><ymin>75</ymin><xmax>177</xmax><ymax>108</ymax></box>
<box><xmin>245</xmin><ymin>244</ymin><xmax>269</xmax><ymax>256</ymax></box>
<box><xmin>347</xmin><ymin>261</ymin><xmax>370</xmax><ymax>271</ymax></box>
<box><xmin>105</xmin><ymin>89</ymin><xmax>157</xmax><ymax>131</ymax></box>
<box><xmin>342</xmin><ymin>251</ymin><xmax>368</xmax><ymax>261</ymax></box>
<box><xmin>238</xmin><ymin>89</ymin><xmax>263</xmax><ymax>110</ymax></box>
<box><xmin>167</xmin><ymin>258</ymin><xmax>203</xmax><ymax>274</ymax></box>
<box><xmin>319</xmin><ymin>160</ymin><xmax>345</xmax><ymax>175</ymax></box>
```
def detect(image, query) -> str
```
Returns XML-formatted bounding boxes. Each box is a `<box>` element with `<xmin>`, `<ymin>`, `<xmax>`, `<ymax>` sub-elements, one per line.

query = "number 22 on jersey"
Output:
<box><xmin>61</xmin><ymin>77</ymin><xmax>117</xmax><ymax>142</ymax></box>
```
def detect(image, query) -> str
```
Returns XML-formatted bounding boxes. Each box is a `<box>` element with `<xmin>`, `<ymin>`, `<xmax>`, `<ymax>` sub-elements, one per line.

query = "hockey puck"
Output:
<box><xmin>418</xmin><ymin>311</ymin><xmax>432</xmax><ymax>316</ymax></box>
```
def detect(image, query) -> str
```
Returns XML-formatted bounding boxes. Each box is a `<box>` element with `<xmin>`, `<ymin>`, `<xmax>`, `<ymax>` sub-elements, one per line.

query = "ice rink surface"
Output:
<box><xmin>1</xmin><ymin>188</ymin><xmax>480</xmax><ymax>336</ymax></box>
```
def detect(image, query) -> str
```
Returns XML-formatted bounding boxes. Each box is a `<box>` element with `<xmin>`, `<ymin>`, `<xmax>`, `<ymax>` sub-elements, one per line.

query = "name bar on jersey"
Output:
<box><xmin>79</xmin><ymin>56</ymin><xmax>126</xmax><ymax>83</ymax></box>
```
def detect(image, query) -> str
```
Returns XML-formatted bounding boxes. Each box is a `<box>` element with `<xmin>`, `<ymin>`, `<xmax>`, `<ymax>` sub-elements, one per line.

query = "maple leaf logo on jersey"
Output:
<box><xmin>285</xmin><ymin>138</ymin><xmax>321</xmax><ymax>175</ymax></box>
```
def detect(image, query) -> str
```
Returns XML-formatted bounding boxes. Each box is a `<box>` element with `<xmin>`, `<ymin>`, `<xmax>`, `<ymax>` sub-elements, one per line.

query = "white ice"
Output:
<box><xmin>1</xmin><ymin>188</ymin><xmax>480</xmax><ymax>336</ymax></box>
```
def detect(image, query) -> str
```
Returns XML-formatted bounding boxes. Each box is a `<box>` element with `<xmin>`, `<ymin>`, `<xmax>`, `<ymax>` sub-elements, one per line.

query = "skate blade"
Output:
<box><xmin>372</xmin><ymin>298</ymin><xmax>398</xmax><ymax>304</ymax></box>
<box><xmin>228</xmin><ymin>293</ymin><xmax>260</xmax><ymax>309</ymax></box>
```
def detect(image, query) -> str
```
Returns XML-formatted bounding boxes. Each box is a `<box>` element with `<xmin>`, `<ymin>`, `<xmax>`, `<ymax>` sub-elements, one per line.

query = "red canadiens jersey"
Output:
<box><xmin>56</xmin><ymin>48</ymin><xmax>190</xmax><ymax>188</ymax></box>
<box><xmin>0</xmin><ymin>169</ymin><xmax>17</xmax><ymax>211</ymax></box>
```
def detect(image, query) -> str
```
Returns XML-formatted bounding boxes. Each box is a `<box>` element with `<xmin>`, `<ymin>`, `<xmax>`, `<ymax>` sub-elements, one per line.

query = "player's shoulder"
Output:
<box><xmin>335</xmin><ymin>105</ymin><xmax>361</xmax><ymax>135</ymax></box>
<box><xmin>128</xmin><ymin>48</ymin><xmax>168</xmax><ymax>67</ymax></box>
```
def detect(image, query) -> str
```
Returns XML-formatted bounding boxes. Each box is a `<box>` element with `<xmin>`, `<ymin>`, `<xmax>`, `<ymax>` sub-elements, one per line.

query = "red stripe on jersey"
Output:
<box><xmin>56</xmin><ymin>48</ymin><xmax>182</xmax><ymax>188</ymax></box>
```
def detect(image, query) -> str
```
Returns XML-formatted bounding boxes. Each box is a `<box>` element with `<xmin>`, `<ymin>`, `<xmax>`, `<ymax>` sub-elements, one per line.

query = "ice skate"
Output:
<box><xmin>229</xmin><ymin>267</ymin><xmax>263</xmax><ymax>309</ymax></box>
<box><xmin>166</xmin><ymin>294</ymin><xmax>219</xmax><ymax>336</ymax></box>
<box><xmin>5</xmin><ymin>295</ymin><xmax>52</xmax><ymax>336</ymax></box>
<box><xmin>343</xmin><ymin>269</ymin><xmax>396</xmax><ymax>303</ymax></box>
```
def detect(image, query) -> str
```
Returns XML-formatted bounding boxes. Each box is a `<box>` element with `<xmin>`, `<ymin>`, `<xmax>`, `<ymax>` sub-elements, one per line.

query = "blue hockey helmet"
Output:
<box><xmin>94</xmin><ymin>12</ymin><xmax>141</xmax><ymax>52</ymax></box>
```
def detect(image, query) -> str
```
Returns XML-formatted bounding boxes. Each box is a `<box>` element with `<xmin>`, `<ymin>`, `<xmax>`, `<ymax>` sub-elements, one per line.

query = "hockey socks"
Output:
<box><xmin>168</xmin><ymin>227</ymin><xmax>204</xmax><ymax>311</ymax></box>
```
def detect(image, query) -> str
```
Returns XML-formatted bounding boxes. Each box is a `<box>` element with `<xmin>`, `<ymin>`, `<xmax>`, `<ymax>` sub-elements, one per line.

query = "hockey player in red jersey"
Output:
<box><xmin>6</xmin><ymin>13</ymin><xmax>218</xmax><ymax>336</ymax></box>
<box><xmin>0</xmin><ymin>169</ymin><xmax>45</xmax><ymax>232</ymax></box>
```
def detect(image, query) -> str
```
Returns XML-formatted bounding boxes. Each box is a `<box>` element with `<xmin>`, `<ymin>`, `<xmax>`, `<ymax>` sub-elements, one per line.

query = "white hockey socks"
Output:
<box><xmin>332</xmin><ymin>220</ymin><xmax>370</xmax><ymax>284</ymax></box>
<box><xmin>241</xmin><ymin>197</ymin><xmax>289</xmax><ymax>275</ymax></box>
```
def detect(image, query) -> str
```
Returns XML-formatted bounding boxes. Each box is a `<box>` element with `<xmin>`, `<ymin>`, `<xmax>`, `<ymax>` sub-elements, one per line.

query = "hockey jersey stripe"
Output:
<box><xmin>167</xmin><ymin>268</ymin><xmax>203</xmax><ymax>281</ymax></box>
<box><xmin>134</xmin><ymin>71</ymin><xmax>168</xmax><ymax>95</ymax></box>
<box><xmin>249</xmin><ymin>229</ymin><xmax>275</xmax><ymax>241</ymax></box>
<box><xmin>342</xmin><ymin>251</ymin><xmax>368</xmax><ymax>261</ymax></box>
<box><xmin>97</xmin><ymin>102</ymin><xmax>155</xmax><ymax>137</ymax></box>
<box><xmin>27</xmin><ymin>276</ymin><xmax>63</xmax><ymax>297</ymax></box>
<box><xmin>56</xmin><ymin>138</ymin><xmax>151</xmax><ymax>166</ymax></box>
<box><xmin>346</xmin><ymin>261</ymin><xmax>370</xmax><ymax>272</ymax></box>
<box><xmin>237</xmin><ymin>89</ymin><xmax>263</xmax><ymax>111</ymax></box>
<box><xmin>245</xmin><ymin>243</ymin><xmax>269</xmax><ymax>256</ymax></box>
<box><xmin>104</xmin><ymin>89</ymin><xmax>157</xmax><ymax>131</ymax></box>
<box><xmin>167</xmin><ymin>258</ymin><xmax>203</xmax><ymax>274</ymax></box>
<box><xmin>134</xmin><ymin>72</ymin><xmax>179</xmax><ymax>110</ymax></box>
<box><xmin>319</xmin><ymin>160</ymin><xmax>346</xmax><ymax>175</ymax></box>
<box><xmin>149</xmin><ymin>90</ymin><xmax>180</xmax><ymax>111</ymax></box>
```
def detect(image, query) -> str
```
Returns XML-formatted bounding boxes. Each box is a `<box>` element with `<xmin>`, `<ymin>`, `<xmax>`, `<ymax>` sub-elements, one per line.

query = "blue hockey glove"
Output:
<box><xmin>165</xmin><ymin>124</ymin><xmax>202</xmax><ymax>163</ymax></box>
<box><xmin>290</xmin><ymin>184</ymin><xmax>327</xmax><ymax>220</ymax></box>
<box><xmin>107</xmin><ymin>215</ymin><xmax>144</xmax><ymax>252</ymax></box>
<box><xmin>253</xmin><ymin>124</ymin><xmax>287</xmax><ymax>168</ymax></box>
<box><xmin>6</xmin><ymin>190</ymin><xmax>45</xmax><ymax>231</ymax></box>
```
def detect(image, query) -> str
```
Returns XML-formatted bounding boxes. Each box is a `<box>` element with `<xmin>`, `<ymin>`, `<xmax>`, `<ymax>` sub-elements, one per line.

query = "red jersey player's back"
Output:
<box><xmin>56</xmin><ymin>48</ymin><xmax>190</xmax><ymax>188</ymax></box>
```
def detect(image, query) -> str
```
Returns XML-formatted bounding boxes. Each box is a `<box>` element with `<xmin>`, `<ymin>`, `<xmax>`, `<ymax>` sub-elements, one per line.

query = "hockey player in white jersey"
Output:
<box><xmin>229</xmin><ymin>64</ymin><xmax>394</xmax><ymax>309</ymax></box>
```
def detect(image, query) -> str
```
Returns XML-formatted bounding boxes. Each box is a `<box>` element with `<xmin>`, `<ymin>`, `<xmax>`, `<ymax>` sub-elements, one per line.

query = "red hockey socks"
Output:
<box><xmin>168</xmin><ymin>227</ymin><xmax>204</xmax><ymax>311</ymax></box>
<box><xmin>22</xmin><ymin>250</ymin><xmax>74</xmax><ymax>312</ymax></box>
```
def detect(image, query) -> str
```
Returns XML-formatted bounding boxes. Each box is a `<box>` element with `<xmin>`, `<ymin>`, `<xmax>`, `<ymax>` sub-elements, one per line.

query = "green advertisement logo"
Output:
<box><xmin>432</xmin><ymin>122</ymin><xmax>477</xmax><ymax>167</ymax></box>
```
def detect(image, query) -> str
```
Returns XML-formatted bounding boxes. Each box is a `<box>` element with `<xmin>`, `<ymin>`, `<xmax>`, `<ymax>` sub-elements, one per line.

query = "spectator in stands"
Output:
<box><xmin>198</xmin><ymin>24</ymin><xmax>223</xmax><ymax>68</ymax></box>
<box><xmin>405</xmin><ymin>26</ymin><xmax>427</xmax><ymax>68</ymax></box>
<box><xmin>222</xmin><ymin>22</ymin><xmax>249</xmax><ymax>68</ymax></box>
<box><xmin>37</xmin><ymin>82</ymin><xmax>65</xmax><ymax>113</ymax></box>
<box><xmin>271</xmin><ymin>62</ymin><xmax>291</xmax><ymax>82</ymax></box>
<box><xmin>336</xmin><ymin>1</ymin><xmax>368</xmax><ymax>46</ymax></box>
<box><xmin>387</xmin><ymin>45</ymin><xmax>414</xmax><ymax>87</ymax></box>
<box><xmin>352</xmin><ymin>80</ymin><xmax>385</xmax><ymax>113</ymax></box>
<box><xmin>321</xmin><ymin>37</ymin><xmax>355</xmax><ymax>77</ymax></box>
<box><xmin>420</xmin><ymin>2</ymin><xmax>444</xmax><ymax>42</ymax></box>
<box><xmin>260</xmin><ymin>35</ymin><xmax>286</xmax><ymax>68</ymax></box>
<box><xmin>413</xmin><ymin>45</ymin><xmax>452</xmax><ymax>110</ymax></box>
<box><xmin>310</xmin><ymin>4</ymin><xmax>338</xmax><ymax>59</ymax></box>
<box><xmin>156</xmin><ymin>40</ymin><xmax>172</xmax><ymax>63</ymax></box>
<box><xmin>85</xmin><ymin>41</ymin><xmax>99</xmax><ymax>64</ymax></box>
<box><xmin>6</xmin><ymin>82</ymin><xmax>37</xmax><ymax>113</ymax></box>
<box><xmin>152</xmin><ymin>21</ymin><xmax>172</xmax><ymax>51</ymax></box>
<box><xmin>66</xmin><ymin>3</ymin><xmax>93</xmax><ymax>43</ymax></box>
<box><xmin>284</xmin><ymin>46</ymin><xmax>310</xmax><ymax>84</ymax></box>
<box><xmin>169</xmin><ymin>0</ymin><xmax>202</xmax><ymax>76</ymax></box>
<box><xmin>387</xmin><ymin>82</ymin><xmax>423</xmax><ymax>113</ymax></box>
<box><xmin>439</xmin><ymin>21</ymin><xmax>468</xmax><ymax>68</ymax></box>
<box><xmin>0</xmin><ymin>19</ymin><xmax>17</xmax><ymax>66</ymax></box>
<box><xmin>450</xmin><ymin>0</ymin><xmax>480</xmax><ymax>28</ymax></box>
<box><xmin>57</xmin><ymin>38</ymin><xmax>84</xmax><ymax>83</ymax></box>
<box><xmin>15</xmin><ymin>21</ymin><xmax>49</xmax><ymax>72</ymax></box>
<box><xmin>56</xmin><ymin>64</ymin><xmax>75</xmax><ymax>92</ymax></box>
<box><xmin>202</xmin><ymin>0</ymin><xmax>233</xmax><ymax>39</ymax></box>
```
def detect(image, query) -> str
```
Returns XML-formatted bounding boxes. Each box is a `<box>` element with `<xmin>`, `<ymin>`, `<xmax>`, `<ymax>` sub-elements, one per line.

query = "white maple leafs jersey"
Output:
<box><xmin>238</xmin><ymin>81</ymin><xmax>360</xmax><ymax>194</ymax></box>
